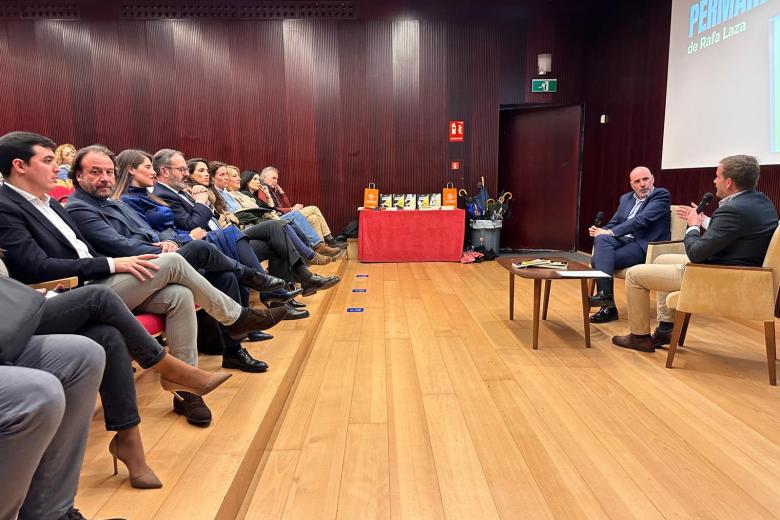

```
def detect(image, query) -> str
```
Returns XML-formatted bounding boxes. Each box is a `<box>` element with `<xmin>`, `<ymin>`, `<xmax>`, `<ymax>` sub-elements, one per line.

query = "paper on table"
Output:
<box><xmin>556</xmin><ymin>270</ymin><xmax>610</xmax><ymax>278</ymax></box>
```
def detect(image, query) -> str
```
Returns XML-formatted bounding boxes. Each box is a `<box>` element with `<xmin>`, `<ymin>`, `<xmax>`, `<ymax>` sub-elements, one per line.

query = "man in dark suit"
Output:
<box><xmin>151</xmin><ymin>148</ymin><xmax>340</xmax><ymax>296</ymax></box>
<box><xmin>612</xmin><ymin>155</ymin><xmax>779</xmax><ymax>352</ymax></box>
<box><xmin>0</xmin><ymin>131</ymin><xmax>288</xmax><ymax>425</ymax></box>
<box><xmin>588</xmin><ymin>166</ymin><xmax>671</xmax><ymax>323</ymax></box>
<box><xmin>64</xmin><ymin>145</ymin><xmax>299</xmax><ymax>377</ymax></box>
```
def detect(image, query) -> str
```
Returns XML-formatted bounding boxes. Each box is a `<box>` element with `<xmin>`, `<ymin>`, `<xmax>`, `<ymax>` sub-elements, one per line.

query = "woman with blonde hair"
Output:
<box><xmin>54</xmin><ymin>143</ymin><xmax>76</xmax><ymax>185</ymax></box>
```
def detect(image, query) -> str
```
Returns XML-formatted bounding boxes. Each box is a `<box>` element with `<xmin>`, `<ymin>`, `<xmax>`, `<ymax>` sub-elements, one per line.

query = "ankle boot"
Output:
<box><xmin>108</xmin><ymin>430</ymin><xmax>163</xmax><ymax>489</ymax></box>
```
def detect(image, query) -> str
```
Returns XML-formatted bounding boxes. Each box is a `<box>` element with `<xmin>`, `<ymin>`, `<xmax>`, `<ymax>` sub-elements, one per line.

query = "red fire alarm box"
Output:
<box><xmin>449</xmin><ymin>121</ymin><xmax>464</xmax><ymax>142</ymax></box>
<box><xmin>450</xmin><ymin>161</ymin><xmax>460</xmax><ymax>170</ymax></box>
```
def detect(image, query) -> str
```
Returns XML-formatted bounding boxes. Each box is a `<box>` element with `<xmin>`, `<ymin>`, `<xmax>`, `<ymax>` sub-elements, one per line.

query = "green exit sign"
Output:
<box><xmin>531</xmin><ymin>78</ymin><xmax>557</xmax><ymax>93</ymax></box>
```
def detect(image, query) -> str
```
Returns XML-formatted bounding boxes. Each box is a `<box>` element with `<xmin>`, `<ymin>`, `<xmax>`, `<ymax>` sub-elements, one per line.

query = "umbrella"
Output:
<box><xmin>495</xmin><ymin>191</ymin><xmax>513</xmax><ymax>219</ymax></box>
<box><xmin>459</xmin><ymin>188</ymin><xmax>482</xmax><ymax>219</ymax></box>
<box><xmin>474</xmin><ymin>176</ymin><xmax>490</xmax><ymax>219</ymax></box>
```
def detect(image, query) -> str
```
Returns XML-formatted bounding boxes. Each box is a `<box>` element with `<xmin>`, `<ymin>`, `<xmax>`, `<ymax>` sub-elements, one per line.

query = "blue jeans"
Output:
<box><xmin>280</xmin><ymin>211</ymin><xmax>321</xmax><ymax>248</ymax></box>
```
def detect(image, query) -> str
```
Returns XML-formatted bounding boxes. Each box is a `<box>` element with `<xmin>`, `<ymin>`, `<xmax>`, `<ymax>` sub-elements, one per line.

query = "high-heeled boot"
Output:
<box><xmin>152</xmin><ymin>353</ymin><xmax>232</xmax><ymax>398</ymax></box>
<box><xmin>108</xmin><ymin>431</ymin><xmax>163</xmax><ymax>489</ymax></box>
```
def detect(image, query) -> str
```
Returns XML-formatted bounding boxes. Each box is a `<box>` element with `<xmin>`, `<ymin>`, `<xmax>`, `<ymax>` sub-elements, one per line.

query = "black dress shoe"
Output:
<box><xmin>58</xmin><ymin>509</ymin><xmax>88</xmax><ymax>520</ymax></box>
<box><xmin>269</xmin><ymin>302</ymin><xmax>310</xmax><ymax>320</ymax></box>
<box><xmin>588</xmin><ymin>291</ymin><xmax>615</xmax><ymax>307</ymax></box>
<box><xmin>260</xmin><ymin>287</ymin><xmax>304</xmax><ymax>305</ymax></box>
<box><xmin>590</xmin><ymin>306</ymin><xmax>619</xmax><ymax>323</ymax></box>
<box><xmin>611</xmin><ymin>333</ymin><xmax>655</xmax><ymax>352</ymax></box>
<box><xmin>173</xmin><ymin>392</ymin><xmax>212</xmax><ymax>426</ymax></box>
<box><xmin>246</xmin><ymin>330</ymin><xmax>273</xmax><ymax>342</ymax></box>
<box><xmin>239</xmin><ymin>269</ymin><xmax>285</xmax><ymax>292</ymax></box>
<box><xmin>227</xmin><ymin>306</ymin><xmax>288</xmax><ymax>339</ymax></box>
<box><xmin>289</xmin><ymin>298</ymin><xmax>307</xmax><ymax>309</ymax></box>
<box><xmin>651</xmin><ymin>327</ymin><xmax>672</xmax><ymax>347</ymax></box>
<box><xmin>301</xmin><ymin>274</ymin><xmax>341</xmax><ymax>296</ymax></box>
<box><xmin>222</xmin><ymin>347</ymin><xmax>269</xmax><ymax>372</ymax></box>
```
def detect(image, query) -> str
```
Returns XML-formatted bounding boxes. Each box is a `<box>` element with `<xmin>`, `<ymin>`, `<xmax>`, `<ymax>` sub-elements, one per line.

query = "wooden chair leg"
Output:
<box><xmin>665</xmin><ymin>312</ymin><xmax>689</xmax><ymax>368</ymax></box>
<box><xmin>678</xmin><ymin>313</ymin><xmax>691</xmax><ymax>346</ymax></box>
<box><xmin>541</xmin><ymin>280</ymin><xmax>551</xmax><ymax>320</ymax></box>
<box><xmin>588</xmin><ymin>279</ymin><xmax>596</xmax><ymax>297</ymax></box>
<box><xmin>764</xmin><ymin>321</ymin><xmax>776</xmax><ymax>386</ymax></box>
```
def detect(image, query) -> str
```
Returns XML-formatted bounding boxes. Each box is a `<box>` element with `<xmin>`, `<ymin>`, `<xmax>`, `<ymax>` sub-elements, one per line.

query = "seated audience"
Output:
<box><xmin>1</xmin><ymin>258</ymin><xmax>230</xmax><ymax>497</ymax></box>
<box><xmin>66</xmin><ymin>146</ymin><xmax>292</xmax><ymax>367</ymax></box>
<box><xmin>0</xmin><ymin>131</ymin><xmax>287</xmax><ymax>426</ymax></box>
<box><xmin>242</xmin><ymin>169</ymin><xmax>341</xmax><ymax>257</ymax></box>
<box><xmin>588</xmin><ymin>166</ymin><xmax>670</xmax><ymax>323</ymax></box>
<box><xmin>612</xmin><ymin>155</ymin><xmax>778</xmax><ymax>351</ymax></box>
<box><xmin>259</xmin><ymin>165</ymin><xmax>345</xmax><ymax>249</ymax></box>
<box><xmin>150</xmin><ymin>149</ymin><xmax>340</xmax><ymax>295</ymax></box>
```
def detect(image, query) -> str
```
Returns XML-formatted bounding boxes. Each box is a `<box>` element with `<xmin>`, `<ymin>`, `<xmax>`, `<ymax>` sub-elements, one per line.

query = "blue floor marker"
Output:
<box><xmin>347</xmin><ymin>307</ymin><xmax>364</xmax><ymax>312</ymax></box>
<box><xmin>352</xmin><ymin>289</ymin><xmax>367</xmax><ymax>293</ymax></box>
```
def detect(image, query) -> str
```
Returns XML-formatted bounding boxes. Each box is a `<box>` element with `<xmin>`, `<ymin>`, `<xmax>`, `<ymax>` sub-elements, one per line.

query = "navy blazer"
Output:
<box><xmin>0</xmin><ymin>183</ymin><xmax>110</xmax><ymax>284</ymax></box>
<box><xmin>65</xmin><ymin>188</ymin><xmax>169</xmax><ymax>257</ymax></box>
<box><xmin>603</xmin><ymin>187</ymin><xmax>671</xmax><ymax>250</ymax></box>
<box><xmin>684</xmin><ymin>189</ymin><xmax>778</xmax><ymax>265</ymax></box>
<box><xmin>153</xmin><ymin>182</ymin><xmax>217</xmax><ymax>231</ymax></box>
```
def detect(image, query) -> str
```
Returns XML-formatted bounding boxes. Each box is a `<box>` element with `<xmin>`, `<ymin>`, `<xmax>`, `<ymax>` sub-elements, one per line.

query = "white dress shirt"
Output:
<box><xmin>5</xmin><ymin>183</ymin><xmax>114</xmax><ymax>271</ymax></box>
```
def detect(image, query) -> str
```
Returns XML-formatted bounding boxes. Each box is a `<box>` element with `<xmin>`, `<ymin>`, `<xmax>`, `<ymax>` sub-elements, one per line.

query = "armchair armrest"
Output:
<box><xmin>645</xmin><ymin>240</ymin><xmax>686</xmax><ymax>265</ymax></box>
<box><xmin>674</xmin><ymin>264</ymin><xmax>775</xmax><ymax>321</ymax></box>
<box><xmin>29</xmin><ymin>276</ymin><xmax>79</xmax><ymax>292</ymax></box>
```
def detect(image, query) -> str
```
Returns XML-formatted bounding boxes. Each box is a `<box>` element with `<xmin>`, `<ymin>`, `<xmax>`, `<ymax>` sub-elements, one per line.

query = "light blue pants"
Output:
<box><xmin>280</xmin><ymin>210</ymin><xmax>322</xmax><ymax>248</ymax></box>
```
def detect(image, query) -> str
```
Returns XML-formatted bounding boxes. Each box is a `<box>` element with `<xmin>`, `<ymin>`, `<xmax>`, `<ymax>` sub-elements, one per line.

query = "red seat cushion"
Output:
<box><xmin>135</xmin><ymin>313</ymin><xmax>165</xmax><ymax>336</ymax></box>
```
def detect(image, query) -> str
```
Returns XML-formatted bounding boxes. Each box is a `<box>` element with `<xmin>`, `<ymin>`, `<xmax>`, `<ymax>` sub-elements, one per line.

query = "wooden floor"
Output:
<box><xmin>77</xmin><ymin>259</ymin><xmax>780</xmax><ymax>519</ymax></box>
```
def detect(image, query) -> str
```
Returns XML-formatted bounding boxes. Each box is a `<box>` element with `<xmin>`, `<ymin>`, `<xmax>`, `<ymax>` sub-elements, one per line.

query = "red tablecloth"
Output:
<box><xmin>358</xmin><ymin>209</ymin><xmax>465</xmax><ymax>262</ymax></box>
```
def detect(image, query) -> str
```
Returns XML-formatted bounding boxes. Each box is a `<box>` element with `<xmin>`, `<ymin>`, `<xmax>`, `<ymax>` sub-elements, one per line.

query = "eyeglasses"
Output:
<box><xmin>164</xmin><ymin>165</ymin><xmax>188</xmax><ymax>174</ymax></box>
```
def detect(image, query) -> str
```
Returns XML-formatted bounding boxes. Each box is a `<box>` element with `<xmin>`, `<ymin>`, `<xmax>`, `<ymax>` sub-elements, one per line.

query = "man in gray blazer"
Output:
<box><xmin>612</xmin><ymin>155</ymin><xmax>778</xmax><ymax>352</ymax></box>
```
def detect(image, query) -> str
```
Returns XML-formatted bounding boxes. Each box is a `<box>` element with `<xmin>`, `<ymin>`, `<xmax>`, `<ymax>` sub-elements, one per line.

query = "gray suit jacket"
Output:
<box><xmin>684</xmin><ymin>190</ymin><xmax>778</xmax><ymax>266</ymax></box>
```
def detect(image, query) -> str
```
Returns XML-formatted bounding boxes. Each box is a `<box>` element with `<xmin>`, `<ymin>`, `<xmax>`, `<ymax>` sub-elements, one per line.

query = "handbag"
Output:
<box><xmin>235</xmin><ymin>207</ymin><xmax>275</xmax><ymax>228</ymax></box>
<box><xmin>0</xmin><ymin>276</ymin><xmax>46</xmax><ymax>364</ymax></box>
<box><xmin>363</xmin><ymin>182</ymin><xmax>379</xmax><ymax>208</ymax></box>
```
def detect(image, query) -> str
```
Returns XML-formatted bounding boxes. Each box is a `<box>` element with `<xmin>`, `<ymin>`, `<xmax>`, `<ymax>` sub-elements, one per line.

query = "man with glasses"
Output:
<box><xmin>65</xmin><ymin>145</ymin><xmax>286</xmax><ymax>380</ymax></box>
<box><xmin>152</xmin><ymin>149</ymin><xmax>340</xmax><ymax>297</ymax></box>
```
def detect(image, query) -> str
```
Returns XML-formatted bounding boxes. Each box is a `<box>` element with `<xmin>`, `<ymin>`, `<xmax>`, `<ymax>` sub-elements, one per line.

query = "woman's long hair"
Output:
<box><xmin>113</xmin><ymin>149</ymin><xmax>168</xmax><ymax>206</ymax></box>
<box><xmin>207</xmin><ymin>161</ymin><xmax>229</xmax><ymax>216</ymax></box>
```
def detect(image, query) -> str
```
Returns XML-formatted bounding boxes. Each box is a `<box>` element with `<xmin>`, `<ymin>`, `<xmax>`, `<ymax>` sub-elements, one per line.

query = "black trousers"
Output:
<box><xmin>243</xmin><ymin>220</ymin><xmax>303</xmax><ymax>282</ymax></box>
<box><xmin>176</xmin><ymin>240</ymin><xmax>245</xmax><ymax>352</ymax></box>
<box><xmin>34</xmin><ymin>284</ymin><xmax>166</xmax><ymax>431</ymax></box>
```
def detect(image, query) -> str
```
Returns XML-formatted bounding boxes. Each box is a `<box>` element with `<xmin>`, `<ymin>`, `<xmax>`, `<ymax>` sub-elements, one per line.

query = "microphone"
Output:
<box><xmin>593</xmin><ymin>211</ymin><xmax>604</xmax><ymax>227</ymax></box>
<box><xmin>696</xmin><ymin>192</ymin><xmax>714</xmax><ymax>214</ymax></box>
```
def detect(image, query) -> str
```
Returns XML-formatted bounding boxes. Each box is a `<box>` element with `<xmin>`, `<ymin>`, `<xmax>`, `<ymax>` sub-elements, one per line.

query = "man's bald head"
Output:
<box><xmin>628</xmin><ymin>166</ymin><xmax>654</xmax><ymax>199</ymax></box>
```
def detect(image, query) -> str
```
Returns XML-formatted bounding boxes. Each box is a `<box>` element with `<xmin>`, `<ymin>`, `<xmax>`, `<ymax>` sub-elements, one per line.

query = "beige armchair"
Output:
<box><xmin>665</xmin><ymin>225</ymin><xmax>780</xmax><ymax>385</ymax></box>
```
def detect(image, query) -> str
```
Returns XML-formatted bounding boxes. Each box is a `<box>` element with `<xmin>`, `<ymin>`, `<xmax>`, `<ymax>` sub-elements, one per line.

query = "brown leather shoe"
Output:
<box><xmin>314</xmin><ymin>242</ymin><xmax>341</xmax><ymax>257</ymax></box>
<box><xmin>227</xmin><ymin>306</ymin><xmax>288</xmax><ymax>339</ymax></box>
<box><xmin>309</xmin><ymin>252</ymin><xmax>333</xmax><ymax>265</ymax></box>
<box><xmin>173</xmin><ymin>392</ymin><xmax>212</xmax><ymax>426</ymax></box>
<box><xmin>611</xmin><ymin>333</ymin><xmax>655</xmax><ymax>352</ymax></box>
<box><xmin>651</xmin><ymin>328</ymin><xmax>672</xmax><ymax>347</ymax></box>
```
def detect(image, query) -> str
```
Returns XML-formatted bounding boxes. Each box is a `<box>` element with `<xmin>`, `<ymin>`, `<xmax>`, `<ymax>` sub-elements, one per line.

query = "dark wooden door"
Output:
<box><xmin>498</xmin><ymin>105</ymin><xmax>582</xmax><ymax>250</ymax></box>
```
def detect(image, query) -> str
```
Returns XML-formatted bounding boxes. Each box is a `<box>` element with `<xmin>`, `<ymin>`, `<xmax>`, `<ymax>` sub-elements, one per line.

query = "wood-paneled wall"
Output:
<box><xmin>0</xmin><ymin>14</ymin><xmax>525</xmax><ymax>233</ymax></box>
<box><xmin>1</xmin><ymin>0</ymin><xmax>777</xmax><ymax>245</ymax></box>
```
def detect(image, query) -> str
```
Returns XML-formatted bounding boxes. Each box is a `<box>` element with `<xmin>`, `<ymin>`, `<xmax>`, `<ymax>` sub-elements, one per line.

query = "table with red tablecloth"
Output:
<box><xmin>358</xmin><ymin>209</ymin><xmax>465</xmax><ymax>262</ymax></box>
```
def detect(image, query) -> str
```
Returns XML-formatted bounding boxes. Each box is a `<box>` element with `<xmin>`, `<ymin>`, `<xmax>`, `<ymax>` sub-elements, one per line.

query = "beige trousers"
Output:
<box><xmin>299</xmin><ymin>205</ymin><xmax>331</xmax><ymax>239</ymax></box>
<box><xmin>625</xmin><ymin>253</ymin><xmax>688</xmax><ymax>334</ymax></box>
<box><xmin>95</xmin><ymin>253</ymin><xmax>243</xmax><ymax>365</ymax></box>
